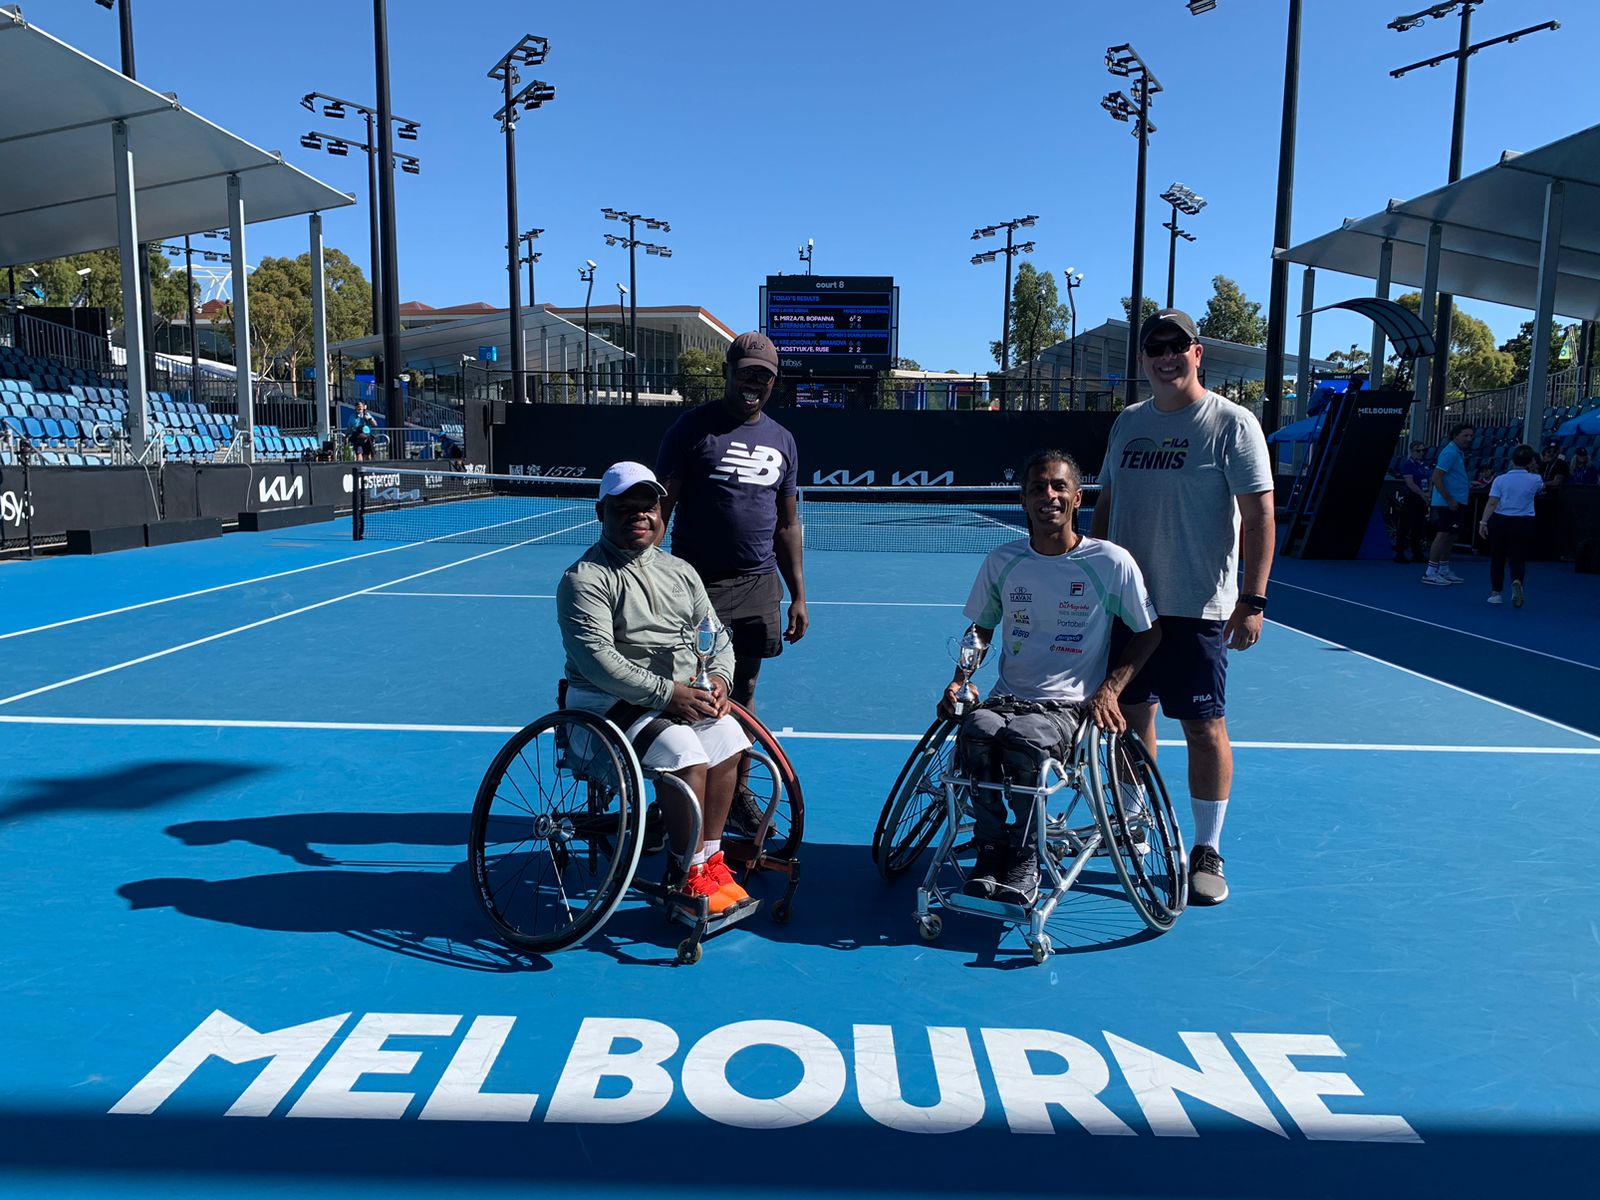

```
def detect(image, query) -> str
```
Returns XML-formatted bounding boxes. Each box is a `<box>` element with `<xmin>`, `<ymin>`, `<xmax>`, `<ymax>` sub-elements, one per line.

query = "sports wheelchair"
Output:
<box><xmin>469</xmin><ymin>695</ymin><xmax>802</xmax><ymax>964</ymax></box>
<box><xmin>871</xmin><ymin>711</ymin><xmax>1185</xmax><ymax>963</ymax></box>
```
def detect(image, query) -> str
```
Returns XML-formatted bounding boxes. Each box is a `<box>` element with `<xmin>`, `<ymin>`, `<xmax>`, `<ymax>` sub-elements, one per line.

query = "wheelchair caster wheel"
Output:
<box><xmin>1030</xmin><ymin>937</ymin><xmax>1052</xmax><ymax>964</ymax></box>
<box><xmin>918</xmin><ymin>915</ymin><xmax>943</xmax><ymax>941</ymax></box>
<box><xmin>771</xmin><ymin>899</ymin><xmax>792</xmax><ymax>924</ymax></box>
<box><xmin>677</xmin><ymin>939</ymin><xmax>702</xmax><ymax>965</ymax></box>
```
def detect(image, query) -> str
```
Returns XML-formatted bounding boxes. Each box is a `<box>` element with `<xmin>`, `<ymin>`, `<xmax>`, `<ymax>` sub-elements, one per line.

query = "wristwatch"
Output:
<box><xmin>1239</xmin><ymin>593</ymin><xmax>1268</xmax><ymax>614</ymax></box>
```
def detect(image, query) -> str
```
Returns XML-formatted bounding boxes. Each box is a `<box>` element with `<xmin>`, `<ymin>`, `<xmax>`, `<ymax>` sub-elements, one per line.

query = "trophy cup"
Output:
<box><xmin>948</xmin><ymin>626</ymin><xmax>988</xmax><ymax>717</ymax></box>
<box><xmin>690</xmin><ymin>614</ymin><xmax>726</xmax><ymax>691</ymax></box>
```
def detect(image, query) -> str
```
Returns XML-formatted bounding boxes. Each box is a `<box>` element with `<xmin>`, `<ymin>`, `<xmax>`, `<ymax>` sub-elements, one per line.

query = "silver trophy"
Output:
<box><xmin>689</xmin><ymin>614</ymin><xmax>727</xmax><ymax>691</ymax></box>
<box><xmin>948</xmin><ymin>626</ymin><xmax>988</xmax><ymax>717</ymax></box>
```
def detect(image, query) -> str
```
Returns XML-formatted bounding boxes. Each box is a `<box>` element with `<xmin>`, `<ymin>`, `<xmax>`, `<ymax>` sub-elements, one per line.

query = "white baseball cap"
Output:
<box><xmin>598</xmin><ymin>461</ymin><xmax>666</xmax><ymax>499</ymax></box>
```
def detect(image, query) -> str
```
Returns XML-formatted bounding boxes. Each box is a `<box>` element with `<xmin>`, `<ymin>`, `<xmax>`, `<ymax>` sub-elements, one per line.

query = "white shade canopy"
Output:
<box><xmin>0</xmin><ymin>6</ymin><xmax>353</xmax><ymax>268</ymax></box>
<box><xmin>1279</xmin><ymin>123</ymin><xmax>1600</xmax><ymax>321</ymax></box>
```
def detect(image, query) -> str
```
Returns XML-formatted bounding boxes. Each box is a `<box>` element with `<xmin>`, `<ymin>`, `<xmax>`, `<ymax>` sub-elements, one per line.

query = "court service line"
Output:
<box><xmin>1272</xmin><ymin>580</ymin><xmax>1600</xmax><ymax>673</ymax></box>
<box><xmin>0</xmin><ymin>504</ymin><xmax>594</xmax><ymax>643</ymax></box>
<box><xmin>2</xmin><ymin>714</ymin><xmax>1599</xmax><ymax>756</ymax></box>
<box><xmin>0</xmin><ymin>519</ymin><xmax>595</xmax><ymax>709</ymax></box>
<box><xmin>366</xmin><ymin>591</ymin><xmax>967</xmax><ymax>608</ymax></box>
<box><xmin>1266</xmin><ymin>617</ymin><xmax>1600</xmax><ymax>744</ymax></box>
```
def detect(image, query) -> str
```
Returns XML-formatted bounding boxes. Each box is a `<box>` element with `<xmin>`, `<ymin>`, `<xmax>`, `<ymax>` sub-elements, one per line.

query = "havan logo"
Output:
<box><xmin>258</xmin><ymin>476</ymin><xmax>305</xmax><ymax>505</ymax></box>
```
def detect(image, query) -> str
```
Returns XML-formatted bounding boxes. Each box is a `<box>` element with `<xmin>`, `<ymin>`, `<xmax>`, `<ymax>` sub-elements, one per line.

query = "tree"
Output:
<box><xmin>674</xmin><ymin>344</ymin><xmax>723</xmax><ymax>403</ymax></box>
<box><xmin>991</xmin><ymin>263</ymin><xmax>1068</xmax><ymax>371</ymax></box>
<box><xmin>1498</xmin><ymin>319</ymin><xmax>1572</xmax><ymax>385</ymax></box>
<box><xmin>893</xmin><ymin>356</ymin><xmax>923</xmax><ymax>370</ymax></box>
<box><xmin>14</xmin><ymin>248</ymin><xmax>194</xmax><ymax>324</ymax></box>
<box><xmin>1395</xmin><ymin>293</ymin><xmax>1514</xmax><ymax>397</ymax></box>
<box><xmin>1196</xmin><ymin>276</ymin><xmax>1268</xmax><ymax>346</ymax></box>
<box><xmin>1120</xmin><ymin>294</ymin><xmax>1159</xmax><ymax>330</ymax></box>
<box><xmin>209</xmin><ymin>249</ymin><xmax>372</xmax><ymax>382</ymax></box>
<box><xmin>1323</xmin><ymin>343</ymin><xmax>1370</xmax><ymax>375</ymax></box>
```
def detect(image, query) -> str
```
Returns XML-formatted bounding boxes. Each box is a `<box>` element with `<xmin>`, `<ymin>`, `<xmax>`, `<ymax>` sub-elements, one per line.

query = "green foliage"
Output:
<box><xmin>209</xmin><ymin>249</ymin><xmax>372</xmax><ymax>381</ymax></box>
<box><xmin>675</xmin><ymin>344</ymin><xmax>724</xmax><ymax>403</ymax></box>
<box><xmin>1498</xmin><ymin>319</ymin><xmax>1574</xmax><ymax>384</ymax></box>
<box><xmin>893</xmin><ymin>356</ymin><xmax>923</xmax><ymax>370</ymax></box>
<box><xmin>1323</xmin><ymin>343</ymin><xmax>1370</xmax><ymax>375</ymax></box>
<box><xmin>13</xmin><ymin>248</ymin><xmax>194</xmax><ymax>324</ymax></box>
<box><xmin>1004</xmin><ymin>263</ymin><xmax>1068</xmax><ymax>369</ymax></box>
<box><xmin>1196</xmin><ymin>276</ymin><xmax>1268</xmax><ymax>346</ymax></box>
<box><xmin>1395</xmin><ymin>293</ymin><xmax>1515</xmax><ymax>396</ymax></box>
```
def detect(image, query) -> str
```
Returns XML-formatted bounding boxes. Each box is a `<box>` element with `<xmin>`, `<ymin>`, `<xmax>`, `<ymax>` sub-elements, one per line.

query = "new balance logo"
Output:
<box><xmin>710</xmin><ymin>442</ymin><xmax>784</xmax><ymax>486</ymax></box>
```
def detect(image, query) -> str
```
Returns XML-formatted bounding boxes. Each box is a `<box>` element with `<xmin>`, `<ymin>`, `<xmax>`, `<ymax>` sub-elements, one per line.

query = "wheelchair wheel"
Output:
<box><xmin>469</xmin><ymin>710</ymin><xmax>645</xmax><ymax>953</ymax></box>
<box><xmin>871</xmin><ymin>717</ymin><xmax>957</xmax><ymax>880</ymax></box>
<box><xmin>1087</xmin><ymin>727</ymin><xmax>1186</xmax><ymax>932</ymax></box>
<box><xmin>726</xmin><ymin>700</ymin><xmax>804</xmax><ymax>863</ymax></box>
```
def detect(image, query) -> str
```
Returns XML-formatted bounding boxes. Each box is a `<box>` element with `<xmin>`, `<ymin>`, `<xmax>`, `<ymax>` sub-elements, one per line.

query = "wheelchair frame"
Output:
<box><xmin>876</xmin><ymin>716</ymin><xmax>1186</xmax><ymax>963</ymax></box>
<box><xmin>468</xmin><ymin>700</ymin><xmax>802</xmax><ymax>965</ymax></box>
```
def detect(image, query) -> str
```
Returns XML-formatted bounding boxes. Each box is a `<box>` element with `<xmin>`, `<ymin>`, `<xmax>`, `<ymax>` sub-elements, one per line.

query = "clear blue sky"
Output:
<box><xmin>37</xmin><ymin>0</ymin><xmax>1600</xmax><ymax>370</ymax></box>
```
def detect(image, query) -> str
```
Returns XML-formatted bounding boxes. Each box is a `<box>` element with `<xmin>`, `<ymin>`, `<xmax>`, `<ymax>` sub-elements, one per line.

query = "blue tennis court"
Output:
<box><xmin>2</xmin><ymin>508</ymin><xmax>1597</xmax><ymax>1199</ymax></box>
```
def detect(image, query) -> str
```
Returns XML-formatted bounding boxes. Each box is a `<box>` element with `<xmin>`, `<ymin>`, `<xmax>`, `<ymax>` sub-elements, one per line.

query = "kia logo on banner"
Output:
<box><xmin>259</xmin><ymin>476</ymin><xmax>305</xmax><ymax>505</ymax></box>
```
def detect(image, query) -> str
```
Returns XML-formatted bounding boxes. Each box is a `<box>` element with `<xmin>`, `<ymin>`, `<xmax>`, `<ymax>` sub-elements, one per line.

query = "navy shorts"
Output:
<box><xmin>1110</xmin><ymin>616</ymin><xmax>1227</xmax><ymax>721</ymax></box>
<box><xmin>703</xmin><ymin>571</ymin><xmax>783</xmax><ymax>661</ymax></box>
<box><xmin>1431</xmin><ymin>505</ymin><xmax>1463</xmax><ymax>534</ymax></box>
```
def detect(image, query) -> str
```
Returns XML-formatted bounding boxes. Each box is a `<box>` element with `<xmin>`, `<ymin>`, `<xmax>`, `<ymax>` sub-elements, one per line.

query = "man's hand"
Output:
<box><xmin>1223</xmin><ymin>603</ymin><xmax>1264</xmax><ymax>651</ymax></box>
<box><xmin>667</xmin><ymin>681</ymin><xmax>721</xmax><ymax>723</ymax></box>
<box><xmin>708</xmin><ymin>674</ymin><xmax>733</xmax><ymax>719</ymax></box>
<box><xmin>784</xmin><ymin>599</ymin><xmax>809</xmax><ymax>644</ymax></box>
<box><xmin>1085</xmin><ymin>683</ymin><xmax>1126</xmax><ymax>732</ymax></box>
<box><xmin>937</xmin><ymin>680</ymin><xmax>978</xmax><ymax>721</ymax></box>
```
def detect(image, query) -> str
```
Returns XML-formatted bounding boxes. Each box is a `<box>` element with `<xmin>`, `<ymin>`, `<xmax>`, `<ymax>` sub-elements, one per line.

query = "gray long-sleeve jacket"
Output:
<box><xmin>557</xmin><ymin>536</ymin><xmax>734</xmax><ymax>709</ymax></box>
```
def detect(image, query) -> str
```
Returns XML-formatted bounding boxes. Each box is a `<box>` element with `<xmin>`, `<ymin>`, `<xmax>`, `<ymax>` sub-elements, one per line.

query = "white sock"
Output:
<box><xmin>691</xmin><ymin>846</ymin><xmax>709</xmax><ymax>867</ymax></box>
<box><xmin>1190</xmin><ymin>797</ymin><xmax>1228</xmax><ymax>850</ymax></box>
<box><xmin>703</xmin><ymin>838</ymin><xmax>721</xmax><ymax>860</ymax></box>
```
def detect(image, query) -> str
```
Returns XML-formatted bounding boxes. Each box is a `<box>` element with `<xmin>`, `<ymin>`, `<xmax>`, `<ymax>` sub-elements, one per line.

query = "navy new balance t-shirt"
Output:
<box><xmin>656</xmin><ymin>402</ymin><xmax>799</xmax><ymax>578</ymax></box>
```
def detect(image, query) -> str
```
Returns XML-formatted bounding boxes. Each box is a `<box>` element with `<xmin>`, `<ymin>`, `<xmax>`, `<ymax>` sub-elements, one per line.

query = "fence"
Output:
<box><xmin>1419</xmin><ymin>364</ymin><xmax>1592</xmax><ymax>445</ymax></box>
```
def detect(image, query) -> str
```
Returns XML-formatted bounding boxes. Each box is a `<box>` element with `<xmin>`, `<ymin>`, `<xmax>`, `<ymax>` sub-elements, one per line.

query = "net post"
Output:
<box><xmin>351</xmin><ymin>464</ymin><xmax>364</xmax><ymax>540</ymax></box>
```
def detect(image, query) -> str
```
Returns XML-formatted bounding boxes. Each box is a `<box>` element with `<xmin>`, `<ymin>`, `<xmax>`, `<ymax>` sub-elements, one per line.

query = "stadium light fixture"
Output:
<box><xmin>299</xmin><ymin>133</ymin><xmax>323</xmax><ymax>150</ymax></box>
<box><xmin>579</xmin><ymin>261</ymin><xmax>598</xmax><ymax>400</ymax></box>
<box><xmin>490</xmin><ymin>34</ymin><xmax>558</xmax><ymax>405</ymax></box>
<box><xmin>1188</xmin><ymin>0</ymin><xmax>1218</xmax><ymax>14</ymax></box>
<box><xmin>969</xmin><ymin>214</ymin><xmax>1040</xmax><ymax>402</ymax></box>
<box><xmin>602</xmin><ymin>207</ymin><xmax>671</xmax><ymax>400</ymax></box>
<box><xmin>1104</xmin><ymin>42</ymin><xmax>1161</xmax><ymax>406</ymax></box>
<box><xmin>798</xmin><ymin>237</ymin><xmax>814</xmax><ymax>274</ymax></box>
<box><xmin>1062</xmin><ymin>267</ymin><xmax>1085</xmax><ymax>408</ymax></box>
<box><xmin>1158</xmin><ymin>182</ymin><xmax>1205</xmax><ymax>307</ymax></box>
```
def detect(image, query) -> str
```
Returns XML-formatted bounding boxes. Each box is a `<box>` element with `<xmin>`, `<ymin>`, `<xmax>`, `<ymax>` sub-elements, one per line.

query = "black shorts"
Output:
<box><xmin>1110</xmin><ymin>616</ymin><xmax>1227</xmax><ymax>721</ymax></box>
<box><xmin>1431</xmin><ymin>505</ymin><xmax>1463</xmax><ymax>534</ymax></box>
<box><xmin>703</xmin><ymin>571</ymin><xmax>783</xmax><ymax>661</ymax></box>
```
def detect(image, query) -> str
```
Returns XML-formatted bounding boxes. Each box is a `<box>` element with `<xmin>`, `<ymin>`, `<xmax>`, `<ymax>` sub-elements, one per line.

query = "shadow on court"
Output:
<box><xmin>0</xmin><ymin>760</ymin><xmax>270</xmax><ymax>822</ymax></box>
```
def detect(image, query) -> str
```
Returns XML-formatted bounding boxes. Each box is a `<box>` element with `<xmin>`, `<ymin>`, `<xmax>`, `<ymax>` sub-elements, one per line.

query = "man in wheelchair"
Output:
<box><xmin>940</xmin><ymin>450</ymin><xmax>1161</xmax><ymax>905</ymax></box>
<box><xmin>556</xmin><ymin>461</ymin><xmax>754</xmax><ymax>917</ymax></box>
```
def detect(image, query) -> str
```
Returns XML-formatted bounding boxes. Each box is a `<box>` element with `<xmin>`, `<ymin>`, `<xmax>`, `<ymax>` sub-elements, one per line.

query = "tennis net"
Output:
<box><xmin>351</xmin><ymin>468</ymin><xmax>1093</xmax><ymax>554</ymax></box>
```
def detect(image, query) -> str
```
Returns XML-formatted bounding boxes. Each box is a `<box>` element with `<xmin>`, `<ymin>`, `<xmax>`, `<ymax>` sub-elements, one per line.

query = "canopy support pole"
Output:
<box><xmin>111</xmin><ymin>119</ymin><xmax>148</xmax><ymax>458</ymax></box>
<box><xmin>1294</xmin><ymin>267</ymin><xmax>1315</xmax><ymax>420</ymax></box>
<box><xmin>310</xmin><ymin>212</ymin><xmax>330</xmax><ymax>446</ymax></box>
<box><xmin>1524</xmin><ymin>179</ymin><xmax>1566</xmax><ymax>449</ymax></box>
<box><xmin>1411</xmin><ymin>223</ymin><xmax>1442</xmax><ymax>439</ymax></box>
<box><xmin>227</xmin><ymin>172</ymin><xmax>254</xmax><ymax>464</ymax></box>
<box><xmin>1371</xmin><ymin>239</ymin><xmax>1393</xmax><ymax>390</ymax></box>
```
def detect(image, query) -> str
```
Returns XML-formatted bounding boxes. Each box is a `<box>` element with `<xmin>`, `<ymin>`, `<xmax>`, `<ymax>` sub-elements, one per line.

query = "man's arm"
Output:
<box><xmin>556</xmin><ymin>571</ymin><xmax>674</xmax><ymax>709</ymax></box>
<box><xmin>1086</xmin><ymin>622</ymin><xmax>1161</xmax><ymax>732</ymax></box>
<box><xmin>1430</xmin><ymin>465</ymin><xmax>1458</xmax><ymax>508</ymax></box>
<box><xmin>1088</xmin><ymin>484</ymin><xmax>1112</xmax><ymax>539</ymax></box>
<box><xmin>1222</xmin><ymin>489</ymin><xmax>1275</xmax><ymax>652</ymax></box>
<box><xmin>774</xmin><ymin>491</ymin><xmax>807</xmax><ymax>642</ymax></box>
<box><xmin>655</xmin><ymin>477</ymin><xmax>681</xmax><ymax>547</ymax></box>
<box><xmin>937</xmin><ymin>624</ymin><xmax>993</xmax><ymax>718</ymax></box>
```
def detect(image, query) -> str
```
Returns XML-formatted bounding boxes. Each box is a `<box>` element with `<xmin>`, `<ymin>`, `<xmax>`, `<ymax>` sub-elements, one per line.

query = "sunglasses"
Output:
<box><xmin>1142</xmin><ymin>336</ymin><xmax>1194</xmax><ymax>358</ymax></box>
<box><xmin>734</xmin><ymin>367</ymin><xmax>775</xmax><ymax>384</ymax></box>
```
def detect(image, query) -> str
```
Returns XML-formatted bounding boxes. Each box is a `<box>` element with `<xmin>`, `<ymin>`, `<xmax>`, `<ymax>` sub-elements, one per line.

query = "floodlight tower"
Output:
<box><xmin>1159</xmin><ymin>184</ymin><xmax>1206</xmax><ymax>308</ymax></box>
<box><xmin>1389</xmin><ymin>1</ymin><xmax>1560</xmax><ymax>411</ymax></box>
<box><xmin>798</xmin><ymin>238</ymin><xmax>814</xmax><ymax>275</ymax></box>
<box><xmin>298</xmin><ymin>92</ymin><xmax>422</xmax><ymax>358</ymax></box>
<box><xmin>579</xmin><ymin>260</ymin><xmax>597</xmax><ymax>399</ymax></box>
<box><xmin>517</xmin><ymin>229</ymin><xmax>545</xmax><ymax>306</ymax></box>
<box><xmin>602</xmin><ymin>209</ymin><xmax>672</xmax><ymax>401</ymax></box>
<box><xmin>1103</xmin><ymin>44</ymin><xmax>1162</xmax><ymax>407</ymax></box>
<box><xmin>1063</xmin><ymin>267</ymin><xmax>1085</xmax><ymax>410</ymax></box>
<box><xmin>490</xmin><ymin>35</ymin><xmax>556</xmax><ymax>406</ymax></box>
<box><xmin>971</xmin><ymin>215</ymin><xmax>1039</xmax><ymax>408</ymax></box>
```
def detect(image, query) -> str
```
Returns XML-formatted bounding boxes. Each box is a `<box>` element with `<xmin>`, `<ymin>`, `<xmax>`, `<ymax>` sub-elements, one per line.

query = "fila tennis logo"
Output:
<box><xmin>1119</xmin><ymin>436</ymin><xmax>1189</xmax><ymax>471</ymax></box>
<box><xmin>711</xmin><ymin>442</ymin><xmax>784</xmax><ymax>487</ymax></box>
<box><xmin>1070</xmin><ymin>581</ymin><xmax>1085</xmax><ymax>596</ymax></box>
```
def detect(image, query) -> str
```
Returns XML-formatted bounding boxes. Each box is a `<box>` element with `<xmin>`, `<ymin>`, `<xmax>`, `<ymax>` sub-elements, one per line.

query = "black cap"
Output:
<box><xmin>727</xmin><ymin>331</ymin><xmax>779</xmax><ymax>376</ymax></box>
<box><xmin>1138</xmin><ymin>308</ymin><xmax>1200</xmax><ymax>345</ymax></box>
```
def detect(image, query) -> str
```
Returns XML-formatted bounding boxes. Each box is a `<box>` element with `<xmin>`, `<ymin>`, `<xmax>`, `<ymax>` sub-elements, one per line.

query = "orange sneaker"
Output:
<box><xmin>675</xmin><ymin>862</ymin><xmax>736</xmax><ymax>915</ymax></box>
<box><xmin>703</xmin><ymin>851</ymin><xmax>750</xmax><ymax>906</ymax></box>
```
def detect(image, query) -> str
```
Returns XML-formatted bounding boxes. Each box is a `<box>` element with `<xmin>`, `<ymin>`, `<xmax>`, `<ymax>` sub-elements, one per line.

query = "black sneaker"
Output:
<box><xmin>963</xmin><ymin>841</ymin><xmax>1008</xmax><ymax>899</ymax></box>
<box><xmin>722</xmin><ymin>787</ymin><xmax>767</xmax><ymax>841</ymax></box>
<box><xmin>1190</xmin><ymin>844</ymin><xmax>1229</xmax><ymax>905</ymax></box>
<box><xmin>642</xmin><ymin>802</ymin><xmax>667</xmax><ymax>856</ymax></box>
<box><xmin>991</xmin><ymin>844</ymin><xmax>1040</xmax><ymax>906</ymax></box>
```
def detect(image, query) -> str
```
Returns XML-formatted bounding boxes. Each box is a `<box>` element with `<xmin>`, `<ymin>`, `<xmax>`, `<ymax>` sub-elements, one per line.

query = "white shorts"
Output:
<box><xmin>565</xmin><ymin>686</ymin><xmax>749</xmax><ymax>773</ymax></box>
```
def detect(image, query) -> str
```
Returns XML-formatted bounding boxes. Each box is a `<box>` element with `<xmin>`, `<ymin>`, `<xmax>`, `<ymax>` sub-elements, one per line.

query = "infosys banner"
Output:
<box><xmin>493</xmin><ymin>406</ymin><xmax>1117</xmax><ymax>487</ymax></box>
<box><xmin>0</xmin><ymin>465</ymin><xmax>159</xmax><ymax>544</ymax></box>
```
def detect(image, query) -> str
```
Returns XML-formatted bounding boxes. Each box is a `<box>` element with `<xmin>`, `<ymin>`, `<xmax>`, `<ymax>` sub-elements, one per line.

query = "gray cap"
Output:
<box><xmin>1138</xmin><ymin>308</ymin><xmax>1200</xmax><ymax>344</ymax></box>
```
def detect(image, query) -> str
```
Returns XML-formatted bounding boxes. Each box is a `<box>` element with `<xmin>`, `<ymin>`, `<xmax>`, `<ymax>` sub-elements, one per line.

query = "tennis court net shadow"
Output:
<box><xmin>0</xmin><ymin>760</ymin><xmax>270</xmax><ymax>823</ymax></box>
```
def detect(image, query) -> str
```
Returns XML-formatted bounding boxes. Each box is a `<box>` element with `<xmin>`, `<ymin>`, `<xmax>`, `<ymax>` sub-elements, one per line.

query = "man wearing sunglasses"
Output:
<box><xmin>1090</xmin><ymin>309</ymin><xmax>1275</xmax><ymax>906</ymax></box>
<box><xmin>656</xmin><ymin>330</ymin><xmax>807</xmax><ymax>740</ymax></box>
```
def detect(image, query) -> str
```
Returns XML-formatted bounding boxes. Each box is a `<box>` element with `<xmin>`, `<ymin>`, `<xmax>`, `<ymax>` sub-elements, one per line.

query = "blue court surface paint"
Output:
<box><xmin>2</xmin><ymin>527</ymin><xmax>1598</xmax><ymax>1198</ymax></box>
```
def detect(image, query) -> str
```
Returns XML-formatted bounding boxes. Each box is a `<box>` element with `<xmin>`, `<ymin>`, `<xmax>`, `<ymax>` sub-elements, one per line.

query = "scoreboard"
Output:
<box><xmin>761</xmin><ymin>275</ymin><xmax>897</xmax><ymax>376</ymax></box>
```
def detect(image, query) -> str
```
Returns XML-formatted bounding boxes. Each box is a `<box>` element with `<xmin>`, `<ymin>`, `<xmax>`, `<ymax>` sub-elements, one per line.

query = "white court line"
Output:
<box><xmin>1266</xmin><ymin>617</ymin><xmax>1600</xmax><ymax>744</ymax></box>
<box><xmin>0</xmin><ymin>518</ymin><xmax>595</xmax><ymax>709</ymax></box>
<box><xmin>0</xmin><ymin>503</ymin><xmax>594</xmax><ymax>642</ymax></box>
<box><xmin>1</xmin><ymin>714</ymin><xmax>1598</xmax><ymax>755</ymax></box>
<box><xmin>367</xmin><ymin>592</ymin><xmax>966</xmax><ymax>607</ymax></box>
<box><xmin>1273</xmin><ymin>579</ymin><xmax>1600</xmax><ymax>673</ymax></box>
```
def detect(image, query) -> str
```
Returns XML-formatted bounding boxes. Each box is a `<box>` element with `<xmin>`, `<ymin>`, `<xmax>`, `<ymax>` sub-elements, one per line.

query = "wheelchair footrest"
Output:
<box><xmin>941</xmin><ymin>892</ymin><xmax>1032</xmax><ymax>924</ymax></box>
